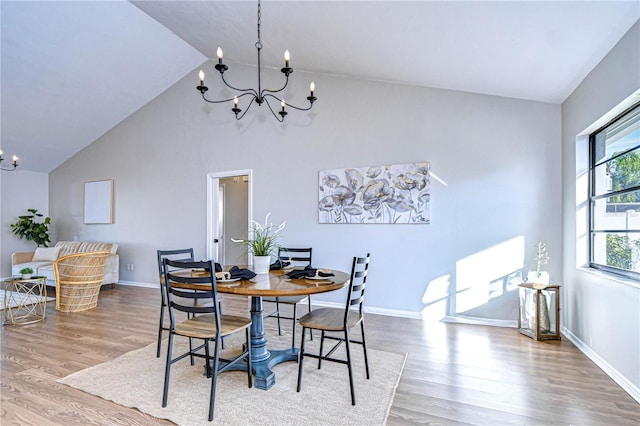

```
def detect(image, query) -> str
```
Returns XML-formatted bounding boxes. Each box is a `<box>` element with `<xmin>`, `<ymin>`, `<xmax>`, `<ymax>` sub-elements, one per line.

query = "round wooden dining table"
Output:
<box><xmin>185</xmin><ymin>267</ymin><xmax>350</xmax><ymax>390</ymax></box>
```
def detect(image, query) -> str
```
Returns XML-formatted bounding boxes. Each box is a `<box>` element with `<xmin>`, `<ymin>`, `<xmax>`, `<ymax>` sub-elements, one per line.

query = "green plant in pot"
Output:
<box><xmin>527</xmin><ymin>241</ymin><xmax>550</xmax><ymax>284</ymax></box>
<box><xmin>231</xmin><ymin>212</ymin><xmax>286</xmax><ymax>274</ymax></box>
<box><xmin>19</xmin><ymin>267</ymin><xmax>34</xmax><ymax>279</ymax></box>
<box><xmin>10</xmin><ymin>208</ymin><xmax>51</xmax><ymax>247</ymax></box>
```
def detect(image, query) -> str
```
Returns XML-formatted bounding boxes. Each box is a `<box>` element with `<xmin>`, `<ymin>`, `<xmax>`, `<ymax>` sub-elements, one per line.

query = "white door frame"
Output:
<box><xmin>206</xmin><ymin>169</ymin><xmax>253</xmax><ymax>263</ymax></box>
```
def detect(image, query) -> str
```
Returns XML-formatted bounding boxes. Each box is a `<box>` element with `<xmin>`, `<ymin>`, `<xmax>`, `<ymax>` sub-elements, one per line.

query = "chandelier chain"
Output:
<box><xmin>256</xmin><ymin>1</ymin><xmax>262</xmax><ymax>49</ymax></box>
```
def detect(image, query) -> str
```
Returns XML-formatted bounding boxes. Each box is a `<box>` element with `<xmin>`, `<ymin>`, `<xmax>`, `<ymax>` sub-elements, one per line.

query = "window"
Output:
<box><xmin>589</xmin><ymin>103</ymin><xmax>640</xmax><ymax>279</ymax></box>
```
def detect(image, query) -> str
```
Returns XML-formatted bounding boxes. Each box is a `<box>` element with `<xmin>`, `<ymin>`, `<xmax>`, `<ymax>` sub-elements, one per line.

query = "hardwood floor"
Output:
<box><xmin>1</xmin><ymin>285</ymin><xmax>638</xmax><ymax>425</ymax></box>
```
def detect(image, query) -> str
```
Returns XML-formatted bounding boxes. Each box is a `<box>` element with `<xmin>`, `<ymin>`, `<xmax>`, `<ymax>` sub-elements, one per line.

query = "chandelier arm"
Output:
<box><xmin>263</xmin><ymin>93</ymin><xmax>315</xmax><ymax>112</ymax></box>
<box><xmin>220</xmin><ymin>73</ymin><xmax>259</xmax><ymax>97</ymax></box>
<box><xmin>235</xmin><ymin>96</ymin><xmax>258</xmax><ymax>120</ymax></box>
<box><xmin>263</xmin><ymin>97</ymin><xmax>285</xmax><ymax>123</ymax></box>
<box><xmin>201</xmin><ymin>91</ymin><xmax>255</xmax><ymax>105</ymax></box>
<box><xmin>260</xmin><ymin>74</ymin><xmax>290</xmax><ymax>96</ymax></box>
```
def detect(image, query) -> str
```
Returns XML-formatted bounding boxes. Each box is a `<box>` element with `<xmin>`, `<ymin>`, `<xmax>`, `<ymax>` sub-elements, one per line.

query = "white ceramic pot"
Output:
<box><xmin>252</xmin><ymin>255</ymin><xmax>271</xmax><ymax>274</ymax></box>
<box><xmin>527</xmin><ymin>271</ymin><xmax>549</xmax><ymax>285</ymax></box>
<box><xmin>21</xmin><ymin>274</ymin><xmax>32</xmax><ymax>279</ymax></box>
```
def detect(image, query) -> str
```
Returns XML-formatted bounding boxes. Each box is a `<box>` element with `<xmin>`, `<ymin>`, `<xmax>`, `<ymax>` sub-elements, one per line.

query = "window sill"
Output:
<box><xmin>577</xmin><ymin>267</ymin><xmax>640</xmax><ymax>289</ymax></box>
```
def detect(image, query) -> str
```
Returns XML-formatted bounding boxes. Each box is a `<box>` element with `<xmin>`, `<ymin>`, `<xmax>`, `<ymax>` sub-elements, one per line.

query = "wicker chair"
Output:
<box><xmin>53</xmin><ymin>251</ymin><xmax>110</xmax><ymax>312</ymax></box>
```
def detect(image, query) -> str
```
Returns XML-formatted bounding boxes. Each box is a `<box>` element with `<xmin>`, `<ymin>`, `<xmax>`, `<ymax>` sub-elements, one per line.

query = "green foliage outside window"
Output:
<box><xmin>606</xmin><ymin>234</ymin><xmax>640</xmax><ymax>270</ymax></box>
<box><xmin>607</xmin><ymin>151</ymin><xmax>640</xmax><ymax>203</ymax></box>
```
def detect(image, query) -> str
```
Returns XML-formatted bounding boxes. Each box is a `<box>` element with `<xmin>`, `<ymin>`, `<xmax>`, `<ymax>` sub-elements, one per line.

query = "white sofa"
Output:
<box><xmin>12</xmin><ymin>241</ymin><xmax>119</xmax><ymax>286</ymax></box>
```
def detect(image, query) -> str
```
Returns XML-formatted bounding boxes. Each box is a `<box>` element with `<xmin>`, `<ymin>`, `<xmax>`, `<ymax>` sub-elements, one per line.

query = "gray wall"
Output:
<box><xmin>562</xmin><ymin>21</ymin><xmax>640</xmax><ymax>396</ymax></box>
<box><xmin>49</xmin><ymin>61</ymin><xmax>561</xmax><ymax>320</ymax></box>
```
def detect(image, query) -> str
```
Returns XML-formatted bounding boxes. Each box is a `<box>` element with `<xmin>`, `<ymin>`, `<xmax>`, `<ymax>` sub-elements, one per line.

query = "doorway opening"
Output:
<box><xmin>206</xmin><ymin>170</ymin><xmax>253</xmax><ymax>266</ymax></box>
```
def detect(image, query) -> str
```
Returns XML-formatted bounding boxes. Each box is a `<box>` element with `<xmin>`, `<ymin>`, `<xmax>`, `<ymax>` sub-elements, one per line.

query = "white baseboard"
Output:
<box><xmin>296</xmin><ymin>299</ymin><xmax>422</xmax><ymax>319</ymax></box>
<box><xmin>117</xmin><ymin>280</ymin><xmax>157</xmax><ymax>289</ymax></box>
<box><xmin>442</xmin><ymin>315</ymin><xmax>518</xmax><ymax>328</ymax></box>
<box><xmin>561</xmin><ymin>326</ymin><xmax>640</xmax><ymax>404</ymax></box>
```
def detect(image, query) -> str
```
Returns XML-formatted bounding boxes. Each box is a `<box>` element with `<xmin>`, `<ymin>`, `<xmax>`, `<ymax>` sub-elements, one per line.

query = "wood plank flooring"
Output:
<box><xmin>1</xmin><ymin>285</ymin><xmax>638</xmax><ymax>425</ymax></box>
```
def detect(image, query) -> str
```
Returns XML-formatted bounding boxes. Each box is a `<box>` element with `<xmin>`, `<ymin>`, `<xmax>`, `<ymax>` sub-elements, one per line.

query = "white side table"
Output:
<box><xmin>3</xmin><ymin>276</ymin><xmax>48</xmax><ymax>325</ymax></box>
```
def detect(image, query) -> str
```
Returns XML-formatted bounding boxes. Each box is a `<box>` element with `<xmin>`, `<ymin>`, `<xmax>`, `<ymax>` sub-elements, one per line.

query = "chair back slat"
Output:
<box><xmin>163</xmin><ymin>259</ymin><xmax>221</xmax><ymax>336</ymax></box>
<box><xmin>278</xmin><ymin>247</ymin><xmax>312</xmax><ymax>267</ymax></box>
<box><xmin>344</xmin><ymin>253</ymin><xmax>370</xmax><ymax>324</ymax></box>
<box><xmin>157</xmin><ymin>248</ymin><xmax>195</xmax><ymax>277</ymax></box>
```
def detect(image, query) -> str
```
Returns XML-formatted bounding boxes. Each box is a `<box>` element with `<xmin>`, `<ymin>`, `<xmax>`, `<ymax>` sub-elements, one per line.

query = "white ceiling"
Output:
<box><xmin>2</xmin><ymin>1</ymin><xmax>639</xmax><ymax>173</ymax></box>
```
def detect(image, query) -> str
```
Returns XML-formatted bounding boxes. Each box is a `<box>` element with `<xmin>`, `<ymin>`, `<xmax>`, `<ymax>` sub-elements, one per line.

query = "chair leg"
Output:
<box><xmin>296</xmin><ymin>327</ymin><xmax>307</xmax><ymax>392</ymax></box>
<box><xmin>208</xmin><ymin>338</ymin><xmax>221</xmax><ymax>421</ymax></box>
<box><xmin>157</xmin><ymin>304</ymin><xmax>165</xmax><ymax>358</ymax></box>
<box><xmin>219</xmin><ymin>300</ymin><xmax>225</xmax><ymax>350</ymax></box>
<box><xmin>204</xmin><ymin>340</ymin><xmax>211</xmax><ymax>378</ymax></box>
<box><xmin>275</xmin><ymin>299</ymin><xmax>282</xmax><ymax>335</ymax></box>
<box><xmin>307</xmin><ymin>297</ymin><xmax>313</xmax><ymax>341</ymax></box>
<box><xmin>344</xmin><ymin>329</ymin><xmax>356</xmax><ymax>405</ymax></box>
<box><xmin>361</xmin><ymin>321</ymin><xmax>370</xmax><ymax>379</ymax></box>
<box><xmin>291</xmin><ymin>303</ymin><xmax>298</xmax><ymax>349</ymax></box>
<box><xmin>162</xmin><ymin>332</ymin><xmax>174</xmax><ymax>407</ymax></box>
<box><xmin>189</xmin><ymin>337</ymin><xmax>195</xmax><ymax>366</ymax></box>
<box><xmin>318</xmin><ymin>330</ymin><xmax>325</xmax><ymax>370</ymax></box>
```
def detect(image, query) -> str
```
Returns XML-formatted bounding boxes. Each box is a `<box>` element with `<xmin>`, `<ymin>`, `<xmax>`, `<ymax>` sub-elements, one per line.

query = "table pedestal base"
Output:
<box><xmin>207</xmin><ymin>295</ymin><xmax>299</xmax><ymax>390</ymax></box>
<box><xmin>225</xmin><ymin>347</ymin><xmax>298</xmax><ymax>390</ymax></box>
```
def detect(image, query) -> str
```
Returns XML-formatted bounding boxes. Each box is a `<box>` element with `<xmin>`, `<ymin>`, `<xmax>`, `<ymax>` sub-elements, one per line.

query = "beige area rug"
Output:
<box><xmin>0</xmin><ymin>290</ymin><xmax>55</xmax><ymax>310</ymax></box>
<box><xmin>58</xmin><ymin>327</ymin><xmax>407</xmax><ymax>425</ymax></box>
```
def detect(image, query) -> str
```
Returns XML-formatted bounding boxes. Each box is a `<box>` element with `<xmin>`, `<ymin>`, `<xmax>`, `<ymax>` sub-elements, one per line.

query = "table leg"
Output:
<box><xmin>223</xmin><ymin>296</ymin><xmax>298</xmax><ymax>390</ymax></box>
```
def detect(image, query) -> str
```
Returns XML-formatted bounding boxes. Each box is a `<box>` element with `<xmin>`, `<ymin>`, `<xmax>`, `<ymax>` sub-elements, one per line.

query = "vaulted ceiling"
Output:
<box><xmin>2</xmin><ymin>1</ymin><xmax>638</xmax><ymax>173</ymax></box>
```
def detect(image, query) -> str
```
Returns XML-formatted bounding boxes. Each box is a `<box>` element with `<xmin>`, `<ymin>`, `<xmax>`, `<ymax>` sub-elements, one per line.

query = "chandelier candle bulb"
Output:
<box><xmin>310</xmin><ymin>81</ymin><xmax>315</xmax><ymax>96</ymax></box>
<box><xmin>198</xmin><ymin>70</ymin><xmax>205</xmax><ymax>85</ymax></box>
<box><xmin>281</xmin><ymin>99</ymin><xmax>285</xmax><ymax>111</ymax></box>
<box><xmin>217</xmin><ymin>47</ymin><xmax>223</xmax><ymax>63</ymax></box>
<box><xmin>234</xmin><ymin>96</ymin><xmax>239</xmax><ymax>107</ymax></box>
<box><xmin>284</xmin><ymin>49</ymin><xmax>290</xmax><ymax>67</ymax></box>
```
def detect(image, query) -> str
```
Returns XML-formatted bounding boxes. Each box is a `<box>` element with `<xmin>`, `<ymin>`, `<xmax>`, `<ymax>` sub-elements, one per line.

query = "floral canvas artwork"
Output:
<box><xmin>319</xmin><ymin>162</ymin><xmax>430</xmax><ymax>224</ymax></box>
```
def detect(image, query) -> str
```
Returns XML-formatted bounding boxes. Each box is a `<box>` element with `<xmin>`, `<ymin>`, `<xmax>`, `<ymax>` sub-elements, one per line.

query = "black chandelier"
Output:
<box><xmin>0</xmin><ymin>150</ymin><xmax>19</xmax><ymax>171</ymax></box>
<box><xmin>196</xmin><ymin>0</ymin><xmax>316</xmax><ymax>122</ymax></box>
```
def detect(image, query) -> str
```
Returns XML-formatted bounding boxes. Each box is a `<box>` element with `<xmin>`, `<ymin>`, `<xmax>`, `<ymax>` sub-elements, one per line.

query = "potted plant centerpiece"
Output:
<box><xmin>527</xmin><ymin>241</ymin><xmax>550</xmax><ymax>285</ymax></box>
<box><xmin>19</xmin><ymin>267</ymin><xmax>34</xmax><ymax>280</ymax></box>
<box><xmin>231</xmin><ymin>213</ymin><xmax>285</xmax><ymax>274</ymax></box>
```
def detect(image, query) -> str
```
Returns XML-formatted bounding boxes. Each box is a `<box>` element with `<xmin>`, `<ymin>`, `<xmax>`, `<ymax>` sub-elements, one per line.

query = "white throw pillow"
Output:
<box><xmin>32</xmin><ymin>246</ymin><xmax>62</xmax><ymax>262</ymax></box>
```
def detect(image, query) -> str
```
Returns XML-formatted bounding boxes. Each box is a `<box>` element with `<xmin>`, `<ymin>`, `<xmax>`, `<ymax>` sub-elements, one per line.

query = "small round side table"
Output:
<box><xmin>3</xmin><ymin>276</ymin><xmax>48</xmax><ymax>325</ymax></box>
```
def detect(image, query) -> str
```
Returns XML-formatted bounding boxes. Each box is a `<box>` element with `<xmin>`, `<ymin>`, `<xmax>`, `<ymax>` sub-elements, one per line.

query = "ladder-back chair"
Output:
<box><xmin>296</xmin><ymin>253</ymin><xmax>371</xmax><ymax>405</ymax></box>
<box><xmin>263</xmin><ymin>247</ymin><xmax>313</xmax><ymax>348</ymax></box>
<box><xmin>162</xmin><ymin>259</ymin><xmax>251</xmax><ymax>421</ymax></box>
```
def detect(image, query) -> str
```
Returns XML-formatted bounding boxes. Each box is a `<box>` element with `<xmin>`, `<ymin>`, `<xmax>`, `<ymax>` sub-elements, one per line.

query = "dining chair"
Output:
<box><xmin>162</xmin><ymin>259</ymin><xmax>252</xmax><ymax>422</ymax></box>
<box><xmin>296</xmin><ymin>253</ymin><xmax>371</xmax><ymax>405</ymax></box>
<box><xmin>156</xmin><ymin>249</ymin><xmax>225</xmax><ymax>359</ymax></box>
<box><xmin>263</xmin><ymin>247</ymin><xmax>313</xmax><ymax>348</ymax></box>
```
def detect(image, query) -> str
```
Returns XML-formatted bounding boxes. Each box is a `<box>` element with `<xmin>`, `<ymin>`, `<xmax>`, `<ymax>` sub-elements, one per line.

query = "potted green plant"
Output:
<box><xmin>19</xmin><ymin>267</ymin><xmax>34</xmax><ymax>279</ymax></box>
<box><xmin>527</xmin><ymin>241</ymin><xmax>550</xmax><ymax>285</ymax></box>
<box><xmin>231</xmin><ymin>212</ymin><xmax>286</xmax><ymax>274</ymax></box>
<box><xmin>10</xmin><ymin>208</ymin><xmax>51</xmax><ymax>247</ymax></box>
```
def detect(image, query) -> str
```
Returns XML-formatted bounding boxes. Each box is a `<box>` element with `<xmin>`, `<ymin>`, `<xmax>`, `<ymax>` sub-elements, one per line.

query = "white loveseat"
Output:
<box><xmin>12</xmin><ymin>241</ymin><xmax>119</xmax><ymax>286</ymax></box>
